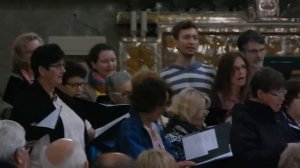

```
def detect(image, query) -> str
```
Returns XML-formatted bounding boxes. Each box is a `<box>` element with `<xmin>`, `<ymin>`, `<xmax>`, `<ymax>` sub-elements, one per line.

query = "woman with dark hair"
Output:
<box><xmin>115</xmin><ymin>70</ymin><xmax>195</xmax><ymax>167</ymax></box>
<box><xmin>84</xmin><ymin>43</ymin><xmax>117</xmax><ymax>101</ymax></box>
<box><xmin>230</xmin><ymin>67</ymin><xmax>288</xmax><ymax>168</ymax></box>
<box><xmin>116</xmin><ymin>70</ymin><xmax>173</xmax><ymax>159</ymax></box>
<box><xmin>10</xmin><ymin>44</ymin><xmax>90</xmax><ymax>167</ymax></box>
<box><xmin>276</xmin><ymin>79</ymin><xmax>300</xmax><ymax>142</ymax></box>
<box><xmin>206</xmin><ymin>52</ymin><xmax>250</xmax><ymax>126</ymax></box>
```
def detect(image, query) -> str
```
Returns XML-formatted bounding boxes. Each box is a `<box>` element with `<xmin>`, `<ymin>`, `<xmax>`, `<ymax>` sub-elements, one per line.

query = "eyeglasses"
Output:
<box><xmin>110</xmin><ymin>91</ymin><xmax>131</xmax><ymax>97</ymax></box>
<box><xmin>49</xmin><ymin>62</ymin><xmax>65</xmax><ymax>69</ymax></box>
<box><xmin>65</xmin><ymin>82</ymin><xmax>86</xmax><ymax>88</ymax></box>
<box><xmin>268</xmin><ymin>89</ymin><xmax>287</xmax><ymax>97</ymax></box>
<box><xmin>200</xmin><ymin>109</ymin><xmax>210</xmax><ymax>115</ymax></box>
<box><xmin>245</xmin><ymin>48</ymin><xmax>265</xmax><ymax>54</ymax></box>
<box><xmin>22</xmin><ymin>142</ymin><xmax>35</xmax><ymax>154</ymax></box>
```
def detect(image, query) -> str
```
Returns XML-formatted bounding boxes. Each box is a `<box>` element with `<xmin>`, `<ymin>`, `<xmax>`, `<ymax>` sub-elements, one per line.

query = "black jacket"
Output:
<box><xmin>10</xmin><ymin>81</ymin><xmax>87</xmax><ymax>142</ymax></box>
<box><xmin>3</xmin><ymin>74</ymin><xmax>30</xmax><ymax>105</ymax></box>
<box><xmin>230</xmin><ymin>100</ymin><xmax>287</xmax><ymax>168</ymax></box>
<box><xmin>276</xmin><ymin>111</ymin><xmax>300</xmax><ymax>143</ymax></box>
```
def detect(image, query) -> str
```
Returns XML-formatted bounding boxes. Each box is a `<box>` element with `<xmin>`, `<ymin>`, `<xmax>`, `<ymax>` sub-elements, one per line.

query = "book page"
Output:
<box><xmin>183</xmin><ymin>129</ymin><xmax>218</xmax><ymax>160</ymax></box>
<box><xmin>35</xmin><ymin>106</ymin><xmax>62</xmax><ymax>129</ymax></box>
<box><xmin>95</xmin><ymin>113</ymin><xmax>130</xmax><ymax>137</ymax></box>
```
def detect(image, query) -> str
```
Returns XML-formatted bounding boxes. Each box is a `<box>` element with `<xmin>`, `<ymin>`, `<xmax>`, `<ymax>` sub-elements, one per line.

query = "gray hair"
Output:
<box><xmin>105</xmin><ymin>71</ymin><xmax>131</xmax><ymax>92</ymax></box>
<box><xmin>40</xmin><ymin>140</ymin><xmax>87</xmax><ymax>168</ymax></box>
<box><xmin>0</xmin><ymin>120</ymin><xmax>26</xmax><ymax>163</ymax></box>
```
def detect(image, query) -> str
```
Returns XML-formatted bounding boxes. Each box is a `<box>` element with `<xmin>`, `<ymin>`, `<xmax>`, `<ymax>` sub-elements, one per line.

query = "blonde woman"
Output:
<box><xmin>3</xmin><ymin>32</ymin><xmax>43</xmax><ymax>105</ymax></box>
<box><xmin>137</xmin><ymin>149</ymin><xmax>177</xmax><ymax>168</ymax></box>
<box><xmin>165</xmin><ymin>87</ymin><xmax>211</xmax><ymax>160</ymax></box>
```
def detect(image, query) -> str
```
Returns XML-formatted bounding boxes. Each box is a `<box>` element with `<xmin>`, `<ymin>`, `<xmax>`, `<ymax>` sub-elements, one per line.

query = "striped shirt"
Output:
<box><xmin>160</xmin><ymin>61</ymin><xmax>216</xmax><ymax>95</ymax></box>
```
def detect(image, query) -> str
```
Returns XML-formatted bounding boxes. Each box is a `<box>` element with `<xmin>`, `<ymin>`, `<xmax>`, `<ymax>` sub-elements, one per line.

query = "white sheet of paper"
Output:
<box><xmin>35</xmin><ymin>106</ymin><xmax>62</xmax><ymax>129</ymax></box>
<box><xmin>95</xmin><ymin>113</ymin><xmax>130</xmax><ymax>138</ymax></box>
<box><xmin>183</xmin><ymin>129</ymin><xmax>218</xmax><ymax>160</ymax></box>
<box><xmin>200</xmin><ymin>129</ymin><xmax>218</xmax><ymax>151</ymax></box>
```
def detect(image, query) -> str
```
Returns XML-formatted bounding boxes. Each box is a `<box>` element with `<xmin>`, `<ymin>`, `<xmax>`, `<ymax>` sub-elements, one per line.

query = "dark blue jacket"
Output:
<box><xmin>115</xmin><ymin>110</ymin><xmax>177</xmax><ymax>159</ymax></box>
<box><xmin>276</xmin><ymin>111</ymin><xmax>300</xmax><ymax>143</ymax></box>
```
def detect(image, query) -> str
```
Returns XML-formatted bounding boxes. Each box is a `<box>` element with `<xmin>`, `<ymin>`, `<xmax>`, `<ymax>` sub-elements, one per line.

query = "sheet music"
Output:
<box><xmin>35</xmin><ymin>106</ymin><xmax>62</xmax><ymax>129</ymax></box>
<box><xmin>183</xmin><ymin>129</ymin><xmax>218</xmax><ymax>160</ymax></box>
<box><xmin>95</xmin><ymin>113</ymin><xmax>130</xmax><ymax>137</ymax></box>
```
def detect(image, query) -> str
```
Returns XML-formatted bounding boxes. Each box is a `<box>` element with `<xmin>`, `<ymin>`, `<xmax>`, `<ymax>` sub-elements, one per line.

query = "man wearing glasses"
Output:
<box><xmin>237</xmin><ymin>29</ymin><xmax>266</xmax><ymax>76</ymax></box>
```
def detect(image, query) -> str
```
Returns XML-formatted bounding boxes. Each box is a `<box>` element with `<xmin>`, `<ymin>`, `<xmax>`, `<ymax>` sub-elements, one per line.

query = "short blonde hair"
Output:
<box><xmin>168</xmin><ymin>87</ymin><xmax>211</xmax><ymax>123</ymax></box>
<box><xmin>137</xmin><ymin>149</ymin><xmax>176</xmax><ymax>168</ymax></box>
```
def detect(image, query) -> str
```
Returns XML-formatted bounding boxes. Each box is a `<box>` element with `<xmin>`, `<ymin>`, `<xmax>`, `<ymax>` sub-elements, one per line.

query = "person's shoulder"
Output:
<box><xmin>120</xmin><ymin>115</ymin><xmax>140</xmax><ymax>129</ymax></box>
<box><xmin>160</xmin><ymin>64</ymin><xmax>182</xmax><ymax>76</ymax></box>
<box><xmin>195</xmin><ymin>61</ymin><xmax>216</xmax><ymax>71</ymax></box>
<box><xmin>231</xmin><ymin>102</ymin><xmax>251</xmax><ymax>120</ymax></box>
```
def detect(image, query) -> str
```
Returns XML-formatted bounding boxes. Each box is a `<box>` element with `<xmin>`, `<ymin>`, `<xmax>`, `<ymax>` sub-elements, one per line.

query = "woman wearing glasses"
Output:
<box><xmin>164</xmin><ymin>87</ymin><xmax>211</xmax><ymax>161</ymax></box>
<box><xmin>230</xmin><ymin>67</ymin><xmax>288</xmax><ymax>168</ymax></box>
<box><xmin>206</xmin><ymin>52</ymin><xmax>250</xmax><ymax>126</ymax></box>
<box><xmin>10</xmin><ymin>44</ymin><xmax>90</xmax><ymax>167</ymax></box>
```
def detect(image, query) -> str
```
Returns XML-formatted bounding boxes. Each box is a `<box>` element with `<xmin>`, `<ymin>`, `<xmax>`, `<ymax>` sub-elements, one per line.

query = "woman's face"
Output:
<box><xmin>259</xmin><ymin>88</ymin><xmax>286</xmax><ymax>112</ymax></box>
<box><xmin>42</xmin><ymin>60</ymin><xmax>66</xmax><ymax>87</ymax></box>
<box><xmin>91</xmin><ymin>50</ymin><xmax>117</xmax><ymax>79</ymax></box>
<box><xmin>231</xmin><ymin>57</ymin><xmax>247</xmax><ymax>88</ymax></box>
<box><xmin>109</xmin><ymin>81</ymin><xmax>132</xmax><ymax>104</ymax></box>
<box><xmin>190</xmin><ymin>109</ymin><xmax>209</xmax><ymax>128</ymax></box>
<box><xmin>286</xmin><ymin>94</ymin><xmax>300</xmax><ymax>122</ymax></box>
<box><xmin>61</xmin><ymin>76</ymin><xmax>86</xmax><ymax>98</ymax></box>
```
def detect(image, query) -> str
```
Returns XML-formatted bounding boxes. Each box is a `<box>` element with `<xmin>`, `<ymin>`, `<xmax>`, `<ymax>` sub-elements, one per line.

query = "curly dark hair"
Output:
<box><xmin>62</xmin><ymin>61</ymin><xmax>87</xmax><ymax>84</ymax></box>
<box><xmin>130</xmin><ymin>70</ymin><xmax>169</xmax><ymax>113</ymax></box>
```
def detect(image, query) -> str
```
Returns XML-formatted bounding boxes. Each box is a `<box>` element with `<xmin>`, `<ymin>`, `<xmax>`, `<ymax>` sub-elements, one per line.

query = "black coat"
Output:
<box><xmin>206</xmin><ymin>93</ymin><xmax>228</xmax><ymax>126</ymax></box>
<box><xmin>276</xmin><ymin>111</ymin><xmax>300</xmax><ymax>143</ymax></box>
<box><xmin>3</xmin><ymin>74</ymin><xmax>30</xmax><ymax>105</ymax></box>
<box><xmin>10</xmin><ymin>81</ymin><xmax>87</xmax><ymax>142</ymax></box>
<box><xmin>230</xmin><ymin>100</ymin><xmax>287</xmax><ymax>168</ymax></box>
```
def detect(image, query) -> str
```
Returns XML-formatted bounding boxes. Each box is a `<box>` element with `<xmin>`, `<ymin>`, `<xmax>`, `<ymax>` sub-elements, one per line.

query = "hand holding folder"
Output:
<box><xmin>182</xmin><ymin>123</ymin><xmax>232</xmax><ymax>165</ymax></box>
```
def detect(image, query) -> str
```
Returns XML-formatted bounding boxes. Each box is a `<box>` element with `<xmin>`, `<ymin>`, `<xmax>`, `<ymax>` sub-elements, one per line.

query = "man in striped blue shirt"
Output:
<box><xmin>160</xmin><ymin>20</ymin><xmax>216</xmax><ymax>95</ymax></box>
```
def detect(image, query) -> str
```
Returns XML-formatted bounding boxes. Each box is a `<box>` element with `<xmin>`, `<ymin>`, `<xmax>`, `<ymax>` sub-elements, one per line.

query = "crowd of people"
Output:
<box><xmin>1</xmin><ymin>20</ymin><xmax>300</xmax><ymax>168</ymax></box>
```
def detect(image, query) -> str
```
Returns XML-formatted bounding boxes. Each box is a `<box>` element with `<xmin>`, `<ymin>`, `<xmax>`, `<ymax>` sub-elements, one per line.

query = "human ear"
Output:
<box><xmin>15</xmin><ymin>148</ymin><xmax>24</xmax><ymax>165</ymax></box>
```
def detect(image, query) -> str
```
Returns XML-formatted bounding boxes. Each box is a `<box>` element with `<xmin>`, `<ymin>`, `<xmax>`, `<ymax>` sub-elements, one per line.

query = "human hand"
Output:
<box><xmin>176</xmin><ymin>160</ymin><xmax>196</xmax><ymax>168</ymax></box>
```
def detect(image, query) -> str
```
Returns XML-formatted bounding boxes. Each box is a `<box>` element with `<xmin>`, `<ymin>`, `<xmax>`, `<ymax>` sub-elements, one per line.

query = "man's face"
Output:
<box><xmin>175</xmin><ymin>28</ymin><xmax>199</xmax><ymax>57</ymax></box>
<box><xmin>243</xmin><ymin>41</ymin><xmax>266</xmax><ymax>74</ymax></box>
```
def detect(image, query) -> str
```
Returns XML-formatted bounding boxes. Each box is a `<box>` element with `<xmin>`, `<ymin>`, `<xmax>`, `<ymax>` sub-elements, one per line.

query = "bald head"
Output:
<box><xmin>40</xmin><ymin>138</ymin><xmax>88</xmax><ymax>168</ymax></box>
<box><xmin>92</xmin><ymin>153</ymin><xmax>135</xmax><ymax>168</ymax></box>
